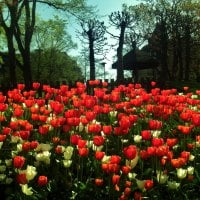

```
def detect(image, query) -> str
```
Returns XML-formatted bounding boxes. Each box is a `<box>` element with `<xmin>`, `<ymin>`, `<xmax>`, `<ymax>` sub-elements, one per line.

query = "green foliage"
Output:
<box><xmin>31</xmin><ymin>49</ymin><xmax>84</xmax><ymax>84</ymax></box>
<box><xmin>33</xmin><ymin>16</ymin><xmax>77</xmax><ymax>51</ymax></box>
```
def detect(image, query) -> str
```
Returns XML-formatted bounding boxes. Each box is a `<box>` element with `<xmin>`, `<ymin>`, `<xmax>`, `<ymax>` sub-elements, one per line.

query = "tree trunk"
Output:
<box><xmin>184</xmin><ymin>24</ymin><xmax>191</xmax><ymax>81</ymax></box>
<box><xmin>6</xmin><ymin>31</ymin><xmax>17</xmax><ymax>88</ymax></box>
<box><xmin>117</xmin><ymin>23</ymin><xmax>125</xmax><ymax>82</ymax></box>
<box><xmin>171</xmin><ymin>38</ymin><xmax>178</xmax><ymax>80</ymax></box>
<box><xmin>89</xmin><ymin>39</ymin><xmax>95</xmax><ymax>80</ymax></box>
<box><xmin>22</xmin><ymin>50</ymin><xmax>32</xmax><ymax>89</ymax></box>
<box><xmin>160</xmin><ymin>20</ymin><xmax>169</xmax><ymax>81</ymax></box>
<box><xmin>177</xmin><ymin>34</ymin><xmax>183</xmax><ymax>80</ymax></box>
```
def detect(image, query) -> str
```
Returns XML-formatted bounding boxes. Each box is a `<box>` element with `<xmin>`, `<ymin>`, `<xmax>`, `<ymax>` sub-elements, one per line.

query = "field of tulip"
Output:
<box><xmin>0</xmin><ymin>81</ymin><xmax>200</xmax><ymax>200</ymax></box>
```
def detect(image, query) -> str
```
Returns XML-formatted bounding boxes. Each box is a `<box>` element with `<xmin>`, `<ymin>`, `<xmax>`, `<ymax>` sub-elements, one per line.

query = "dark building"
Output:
<box><xmin>112</xmin><ymin>47</ymin><xmax>159</xmax><ymax>82</ymax></box>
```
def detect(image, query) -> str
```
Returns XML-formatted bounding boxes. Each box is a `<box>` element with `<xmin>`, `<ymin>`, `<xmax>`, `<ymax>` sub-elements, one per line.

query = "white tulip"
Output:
<box><xmin>26</xmin><ymin>165</ymin><xmax>37</xmax><ymax>181</ymax></box>
<box><xmin>20</xmin><ymin>184</ymin><xmax>33</xmax><ymax>195</ymax></box>
<box><xmin>157</xmin><ymin>171</ymin><xmax>168</xmax><ymax>184</ymax></box>
<box><xmin>167</xmin><ymin>181</ymin><xmax>180</xmax><ymax>189</ymax></box>
<box><xmin>63</xmin><ymin>160</ymin><xmax>72</xmax><ymax>168</ymax></box>
<box><xmin>187</xmin><ymin>166</ymin><xmax>194</xmax><ymax>175</ymax></box>
<box><xmin>134</xmin><ymin>135</ymin><xmax>142</xmax><ymax>143</ymax></box>
<box><xmin>177</xmin><ymin>168</ymin><xmax>187</xmax><ymax>179</ymax></box>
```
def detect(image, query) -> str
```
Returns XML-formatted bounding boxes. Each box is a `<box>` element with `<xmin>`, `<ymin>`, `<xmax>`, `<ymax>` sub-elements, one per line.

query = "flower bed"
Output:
<box><xmin>0</xmin><ymin>81</ymin><xmax>200</xmax><ymax>199</ymax></box>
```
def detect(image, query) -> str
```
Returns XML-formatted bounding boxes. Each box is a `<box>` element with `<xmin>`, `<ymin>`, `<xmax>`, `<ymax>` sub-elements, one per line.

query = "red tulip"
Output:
<box><xmin>171</xmin><ymin>158</ymin><xmax>186</xmax><ymax>168</ymax></box>
<box><xmin>134</xmin><ymin>191</ymin><xmax>142</xmax><ymax>200</ymax></box>
<box><xmin>183</xmin><ymin>86</ymin><xmax>189</xmax><ymax>91</ymax></box>
<box><xmin>78</xmin><ymin>148</ymin><xmax>89</xmax><ymax>157</ymax></box>
<box><xmin>30</xmin><ymin>141</ymin><xmax>39</xmax><ymax>149</ymax></box>
<box><xmin>192</xmin><ymin>114</ymin><xmax>200</xmax><ymax>126</ymax></box>
<box><xmin>119</xmin><ymin>116</ymin><xmax>131</xmax><ymax>129</ymax></box>
<box><xmin>166</xmin><ymin>138</ymin><xmax>178</xmax><ymax>148</ymax></box>
<box><xmin>85</xmin><ymin>111</ymin><xmax>96</xmax><ymax>121</ymax></box>
<box><xmin>124</xmin><ymin>187</ymin><xmax>131</xmax><ymax>196</ymax></box>
<box><xmin>22</xmin><ymin>142</ymin><xmax>31</xmax><ymax>152</ymax></box>
<box><xmin>2</xmin><ymin>127</ymin><xmax>11</xmax><ymax>135</ymax></box>
<box><xmin>112</xmin><ymin>174</ymin><xmax>120</xmax><ymax>185</ymax></box>
<box><xmin>32</xmin><ymin>82</ymin><xmax>40</xmax><ymax>90</ymax></box>
<box><xmin>13</xmin><ymin>156</ymin><xmax>25</xmax><ymax>169</ymax></box>
<box><xmin>70</xmin><ymin>134</ymin><xmax>81</xmax><ymax>145</ymax></box>
<box><xmin>108</xmin><ymin>163</ymin><xmax>120</xmax><ymax>173</ymax></box>
<box><xmin>93</xmin><ymin>136</ymin><xmax>105</xmax><ymax>146</ymax></box>
<box><xmin>180</xmin><ymin>151</ymin><xmax>190</xmax><ymax>161</ymax></box>
<box><xmin>140</xmin><ymin>150</ymin><xmax>149</xmax><ymax>160</ymax></box>
<box><xmin>0</xmin><ymin>94</ymin><xmax>6</xmax><ymax>103</ymax></box>
<box><xmin>149</xmin><ymin>120</ymin><xmax>162</xmax><ymax>130</ymax></box>
<box><xmin>144</xmin><ymin>180</ymin><xmax>154</xmax><ymax>190</ymax></box>
<box><xmin>141</xmin><ymin>130</ymin><xmax>151</xmax><ymax>140</ymax></box>
<box><xmin>110</xmin><ymin>155</ymin><xmax>121</xmax><ymax>164</ymax></box>
<box><xmin>16</xmin><ymin>173</ymin><xmax>27</xmax><ymax>184</ymax></box>
<box><xmin>95</xmin><ymin>151</ymin><xmax>105</xmax><ymax>160</ymax></box>
<box><xmin>152</xmin><ymin>138</ymin><xmax>164</xmax><ymax>147</ymax></box>
<box><xmin>24</xmin><ymin>99</ymin><xmax>35</xmax><ymax>108</ymax></box>
<box><xmin>103</xmin><ymin>125</ymin><xmax>112</xmax><ymax>135</ymax></box>
<box><xmin>180</xmin><ymin>112</ymin><xmax>191</xmax><ymax>122</ymax></box>
<box><xmin>50</xmin><ymin>118</ymin><xmax>60</xmax><ymax>128</ymax></box>
<box><xmin>151</xmin><ymin>81</ymin><xmax>156</xmax><ymax>87</ymax></box>
<box><xmin>14</xmin><ymin>108</ymin><xmax>24</xmax><ymax>117</ymax></box>
<box><xmin>123</xmin><ymin>145</ymin><xmax>137</xmax><ymax>160</ymax></box>
<box><xmin>39</xmin><ymin>125</ymin><xmax>49</xmax><ymax>135</ymax></box>
<box><xmin>78</xmin><ymin>139</ymin><xmax>87</xmax><ymax>148</ymax></box>
<box><xmin>95</xmin><ymin>178</ymin><xmax>104</xmax><ymax>186</ymax></box>
<box><xmin>147</xmin><ymin>146</ymin><xmax>156</xmax><ymax>156</ymax></box>
<box><xmin>19</xmin><ymin>130</ymin><xmax>30</xmax><ymax>140</ymax></box>
<box><xmin>177</xmin><ymin>125</ymin><xmax>192</xmax><ymax>134</ymax></box>
<box><xmin>0</xmin><ymin>134</ymin><xmax>6</xmax><ymax>142</ymax></box>
<box><xmin>88</xmin><ymin>123</ymin><xmax>101</xmax><ymax>134</ymax></box>
<box><xmin>17</xmin><ymin>83</ymin><xmax>25</xmax><ymax>90</ymax></box>
<box><xmin>121</xmin><ymin>166</ymin><xmax>131</xmax><ymax>175</ymax></box>
<box><xmin>37</xmin><ymin>176</ymin><xmax>48</xmax><ymax>186</ymax></box>
<box><xmin>0</xmin><ymin>103</ymin><xmax>8</xmax><ymax>112</ymax></box>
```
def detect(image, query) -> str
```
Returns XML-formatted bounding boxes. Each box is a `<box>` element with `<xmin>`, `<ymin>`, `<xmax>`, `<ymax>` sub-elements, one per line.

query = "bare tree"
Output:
<box><xmin>79</xmin><ymin>19</ymin><xmax>106</xmax><ymax>80</ymax></box>
<box><xmin>109</xmin><ymin>9</ymin><xmax>135</xmax><ymax>82</ymax></box>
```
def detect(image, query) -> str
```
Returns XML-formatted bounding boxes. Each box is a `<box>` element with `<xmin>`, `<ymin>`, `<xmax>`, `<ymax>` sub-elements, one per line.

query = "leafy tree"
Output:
<box><xmin>32</xmin><ymin>16</ymin><xmax>77</xmax><ymax>82</ymax></box>
<box><xmin>31</xmin><ymin>49</ymin><xmax>84</xmax><ymax>84</ymax></box>
<box><xmin>0</xmin><ymin>0</ymin><xmax>93</xmax><ymax>88</ymax></box>
<box><xmin>130</xmin><ymin>0</ymin><xmax>200</xmax><ymax>81</ymax></box>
